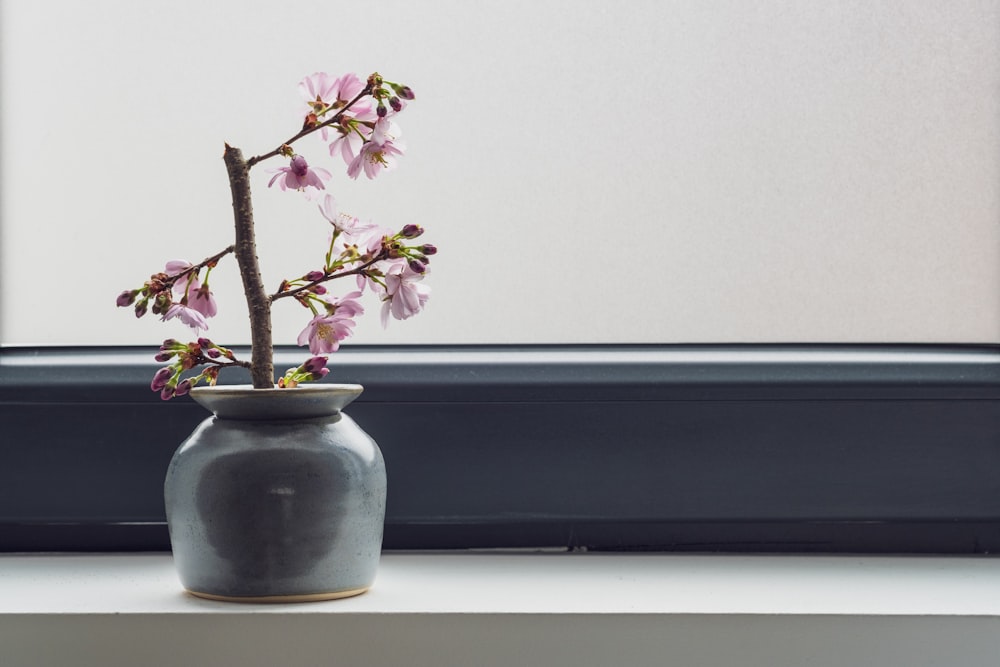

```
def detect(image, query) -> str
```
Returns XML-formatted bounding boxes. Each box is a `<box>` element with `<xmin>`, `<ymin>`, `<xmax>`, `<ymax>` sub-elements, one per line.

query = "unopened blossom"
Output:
<box><xmin>268</xmin><ymin>155</ymin><xmax>332</xmax><ymax>195</ymax></box>
<box><xmin>347</xmin><ymin>119</ymin><xmax>405</xmax><ymax>180</ymax></box>
<box><xmin>150</xmin><ymin>367</ymin><xmax>173</xmax><ymax>392</ymax></box>
<box><xmin>380</xmin><ymin>263</ymin><xmax>430</xmax><ymax>327</ymax></box>
<box><xmin>162</xmin><ymin>303</ymin><xmax>209</xmax><ymax>331</ymax></box>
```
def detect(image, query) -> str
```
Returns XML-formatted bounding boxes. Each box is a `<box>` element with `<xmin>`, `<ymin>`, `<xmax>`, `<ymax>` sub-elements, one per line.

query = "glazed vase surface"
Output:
<box><xmin>164</xmin><ymin>384</ymin><xmax>386</xmax><ymax>602</ymax></box>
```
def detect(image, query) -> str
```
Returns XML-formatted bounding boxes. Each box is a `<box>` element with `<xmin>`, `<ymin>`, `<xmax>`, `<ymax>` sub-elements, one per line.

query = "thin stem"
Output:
<box><xmin>246</xmin><ymin>85</ymin><xmax>373</xmax><ymax>168</ymax></box>
<box><xmin>270</xmin><ymin>256</ymin><xmax>384</xmax><ymax>303</ymax></box>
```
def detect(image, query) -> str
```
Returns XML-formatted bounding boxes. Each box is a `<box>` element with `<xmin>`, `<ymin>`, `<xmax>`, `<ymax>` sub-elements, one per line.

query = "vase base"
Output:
<box><xmin>186</xmin><ymin>586</ymin><xmax>370</xmax><ymax>603</ymax></box>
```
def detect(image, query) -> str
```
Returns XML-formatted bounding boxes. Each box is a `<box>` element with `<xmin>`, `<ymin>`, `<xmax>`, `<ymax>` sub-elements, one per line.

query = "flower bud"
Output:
<box><xmin>206</xmin><ymin>348</ymin><xmax>221</xmax><ymax>359</ymax></box>
<box><xmin>400</xmin><ymin>224</ymin><xmax>424</xmax><ymax>239</ymax></box>
<box><xmin>154</xmin><ymin>352</ymin><xmax>173</xmax><ymax>362</ymax></box>
<box><xmin>310</xmin><ymin>284</ymin><xmax>328</xmax><ymax>295</ymax></box>
<box><xmin>154</xmin><ymin>292</ymin><xmax>172</xmax><ymax>312</ymax></box>
<box><xmin>160</xmin><ymin>385</ymin><xmax>176</xmax><ymax>401</ymax></box>
<box><xmin>408</xmin><ymin>259</ymin><xmax>427</xmax><ymax>274</ymax></box>
<box><xmin>393</xmin><ymin>84</ymin><xmax>415</xmax><ymax>100</ymax></box>
<box><xmin>306</xmin><ymin>368</ymin><xmax>330</xmax><ymax>382</ymax></box>
<box><xmin>305</xmin><ymin>270</ymin><xmax>325</xmax><ymax>281</ymax></box>
<box><xmin>175</xmin><ymin>379</ymin><xmax>192</xmax><ymax>397</ymax></box>
<box><xmin>303</xmin><ymin>356</ymin><xmax>329</xmax><ymax>373</ymax></box>
<box><xmin>151</xmin><ymin>367</ymin><xmax>173</xmax><ymax>392</ymax></box>
<box><xmin>377</xmin><ymin>103</ymin><xmax>388</xmax><ymax>118</ymax></box>
<box><xmin>161</xmin><ymin>338</ymin><xmax>180</xmax><ymax>350</ymax></box>
<box><xmin>197</xmin><ymin>337</ymin><xmax>213</xmax><ymax>349</ymax></box>
<box><xmin>134</xmin><ymin>300</ymin><xmax>149</xmax><ymax>318</ymax></box>
<box><xmin>389</xmin><ymin>96</ymin><xmax>402</xmax><ymax>112</ymax></box>
<box><xmin>116</xmin><ymin>290</ymin><xmax>137</xmax><ymax>307</ymax></box>
<box><xmin>419</xmin><ymin>243</ymin><xmax>438</xmax><ymax>255</ymax></box>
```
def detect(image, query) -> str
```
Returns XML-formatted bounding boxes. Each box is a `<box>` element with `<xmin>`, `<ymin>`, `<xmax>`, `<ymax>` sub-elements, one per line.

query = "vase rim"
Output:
<box><xmin>189</xmin><ymin>383</ymin><xmax>363</xmax><ymax>396</ymax></box>
<box><xmin>188</xmin><ymin>384</ymin><xmax>364</xmax><ymax>420</ymax></box>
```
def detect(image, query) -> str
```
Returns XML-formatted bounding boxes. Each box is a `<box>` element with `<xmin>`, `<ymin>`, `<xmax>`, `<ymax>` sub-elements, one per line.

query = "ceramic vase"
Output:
<box><xmin>164</xmin><ymin>384</ymin><xmax>386</xmax><ymax>602</ymax></box>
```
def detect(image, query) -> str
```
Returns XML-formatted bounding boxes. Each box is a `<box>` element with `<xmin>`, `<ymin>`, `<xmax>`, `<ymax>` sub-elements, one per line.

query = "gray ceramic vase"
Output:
<box><xmin>164</xmin><ymin>384</ymin><xmax>386</xmax><ymax>603</ymax></box>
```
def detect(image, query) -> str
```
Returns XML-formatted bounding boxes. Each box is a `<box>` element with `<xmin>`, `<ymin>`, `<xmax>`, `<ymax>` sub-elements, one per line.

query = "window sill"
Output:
<box><xmin>2</xmin><ymin>552</ymin><xmax>999</xmax><ymax>665</ymax></box>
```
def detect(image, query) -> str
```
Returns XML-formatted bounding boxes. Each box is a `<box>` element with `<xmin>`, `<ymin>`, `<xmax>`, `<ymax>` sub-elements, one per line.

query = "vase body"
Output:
<box><xmin>164</xmin><ymin>384</ymin><xmax>386</xmax><ymax>602</ymax></box>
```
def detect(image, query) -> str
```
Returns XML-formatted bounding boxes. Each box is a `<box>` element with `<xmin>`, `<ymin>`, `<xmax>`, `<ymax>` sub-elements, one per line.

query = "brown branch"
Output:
<box><xmin>245</xmin><ymin>84</ymin><xmax>374</xmax><ymax>168</ymax></box>
<box><xmin>223</xmin><ymin>144</ymin><xmax>274</xmax><ymax>388</ymax></box>
<box><xmin>169</xmin><ymin>245</ymin><xmax>235</xmax><ymax>281</ymax></box>
<box><xmin>270</xmin><ymin>255</ymin><xmax>385</xmax><ymax>303</ymax></box>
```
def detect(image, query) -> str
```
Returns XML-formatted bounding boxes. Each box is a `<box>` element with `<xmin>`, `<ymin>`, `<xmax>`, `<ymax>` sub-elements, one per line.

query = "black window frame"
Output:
<box><xmin>3</xmin><ymin>343</ymin><xmax>1000</xmax><ymax>553</ymax></box>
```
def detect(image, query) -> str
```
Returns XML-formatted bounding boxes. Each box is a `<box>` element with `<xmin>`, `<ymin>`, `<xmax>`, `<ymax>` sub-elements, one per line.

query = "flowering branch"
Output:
<box><xmin>117</xmin><ymin>70</ymin><xmax>431</xmax><ymax>399</ymax></box>
<box><xmin>246</xmin><ymin>84</ymin><xmax>374</xmax><ymax>169</ymax></box>
<box><xmin>271</xmin><ymin>257</ymin><xmax>383</xmax><ymax>303</ymax></box>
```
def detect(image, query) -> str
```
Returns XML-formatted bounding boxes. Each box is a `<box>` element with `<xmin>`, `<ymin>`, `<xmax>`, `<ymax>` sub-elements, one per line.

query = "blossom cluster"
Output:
<box><xmin>269</xmin><ymin>72</ymin><xmax>411</xmax><ymax>194</ymax></box>
<box><xmin>116</xmin><ymin>71</ymin><xmax>433</xmax><ymax>399</ymax></box>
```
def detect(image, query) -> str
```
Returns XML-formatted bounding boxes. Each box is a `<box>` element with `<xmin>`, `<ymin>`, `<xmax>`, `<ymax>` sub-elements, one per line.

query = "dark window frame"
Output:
<box><xmin>3</xmin><ymin>343</ymin><xmax>1000</xmax><ymax>553</ymax></box>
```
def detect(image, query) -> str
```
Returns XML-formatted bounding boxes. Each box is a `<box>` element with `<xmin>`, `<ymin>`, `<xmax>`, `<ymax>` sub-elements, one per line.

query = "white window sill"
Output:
<box><xmin>2</xmin><ymin>552</ymin><xmax>999</xmax><ymax>666</ymax></box>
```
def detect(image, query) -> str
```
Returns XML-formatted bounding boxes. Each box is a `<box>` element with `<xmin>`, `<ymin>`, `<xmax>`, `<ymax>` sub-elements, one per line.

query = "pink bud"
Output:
<box><xmin>389</xmin><ymin>96</ymin><xmax>402</xmax><ymax>112</ymax></box>
<box><xmin>160</xmin><ymin>386</ymin><xmax>176</xmax><ymax>401</ymax></box>
<box><xmin>408</xmin><ymin>259</ymin><xmax>427</xmax><ymax>274</ymax></box>
<box><xmin>303</xmin><ymin>356</ymin><xmax>328</xmax><ymax>373</ymax></box>
<box><xmin>151</xmin><ymin>367</ymin><xmax>173</xmax><ymax>392</ymax></box>
<box><xmin>305</xmin><ymin>270</ymin><xmax>325</xmax><ymax>281</ymax></box>
<box><xmin>419</xmin><ymin>243</ymin><xmax>438</xmax><ymax>255</ymax></box>
<box><xmin>116</xmin><ymin>290</ymin><xmax>136</xmax><ymax>307</ymax></box>
<box><xmin>400</xmin><ymin>224</ymin><xmax>424</xmax><ymax>239</ymax></box>
<box><xmin>175</xmin><ymin>379</ymin><xmax>192</xmax><ymax>397</ymax></box>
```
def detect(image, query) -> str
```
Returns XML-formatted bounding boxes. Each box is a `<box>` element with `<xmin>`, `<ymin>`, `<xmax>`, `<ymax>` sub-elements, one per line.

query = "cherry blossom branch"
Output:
<box><xmin>174</xmin><ymin>245</ymin><xmax>236</xmax><ymax>282</ymax></box>
<box><xmin>270</xmin><ymin>256</ymin><xmax>385</xmax><ymax>303</ymax></box>
<box><xmin>245</xmin><ymin>85</ymin><xmax>374</xmax><ymax>169</ymax></box>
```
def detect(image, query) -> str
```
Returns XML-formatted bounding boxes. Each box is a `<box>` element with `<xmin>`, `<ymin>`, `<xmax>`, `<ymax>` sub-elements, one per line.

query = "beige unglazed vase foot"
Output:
<box><xmin>186</xmin><ymin>585</ymin><xmax>370</xmax><ymax>603</ymax></box>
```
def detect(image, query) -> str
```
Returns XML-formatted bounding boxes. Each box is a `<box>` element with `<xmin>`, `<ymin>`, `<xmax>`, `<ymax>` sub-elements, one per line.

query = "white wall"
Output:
<box><xmin>2</xmin><ymin>0</ymin><xmax>998</xmax><ymax>346</ymax></box>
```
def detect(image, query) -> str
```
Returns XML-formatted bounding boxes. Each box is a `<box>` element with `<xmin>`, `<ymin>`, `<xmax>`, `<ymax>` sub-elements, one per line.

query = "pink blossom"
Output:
<box><xmin>299</xmin><ymin>72</ymin><xmax>340</xmax><ymax>114</ymax></box>
<box><xmin>267</xmin><ymin>155</ymin><xmax>332</xmax><ymax>195</ymax></box>
<box><xmin>296</xmin><ymin>292</ymin><xmax>365</xmax><ymax>354</ymax></box>
<box><xmin>165</xmin><ymin>260</ymin><xmax>195</xmax><ymax>289</ymax></box>
<box><xmin>161</xmin><ymin>303</ymin><xmax>209</xmax><ymax>331</ymax></box>
<box><xmin>329</xmin><ymin>290</ymin><xmax>365</xmax><ymax>318</ymax></box>
<box><xmin>296</xmin><ymin>312</ymin><xmax>353</xmax><ymax>354</ymax></box>
<box><xmin>300</xmin><ymin>72</ymin><xmax>377</xmax><ymax>142</ymax></box>
<box><xmin>188</xmin><ymin>283</ymin><xmax>218</xmax><ymax>318</ymax></box>
<box><xmin>347</xmin><ymin>119</ymin><xmax>405</xmax><ymax>180</ymax></box>
<box><xmin>318</xmin><ymin>194</ymin><xmax>376</xmax><ymax>238</ymax></box>
<box><xmin>329</xmin><ymin>122</ymin><xmax>372</xmax><ymax>166</ymax></box>
<box><xmin>380</xmin><ymin>263</ymin><xmax>430</xmax><ymax>327</ymax></box>
<box><xmin>164</xmin><ymin>260</ymin><xmax>217</xmax><ymax>319</ymax></box>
